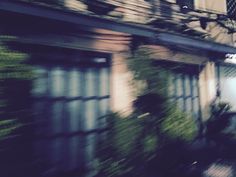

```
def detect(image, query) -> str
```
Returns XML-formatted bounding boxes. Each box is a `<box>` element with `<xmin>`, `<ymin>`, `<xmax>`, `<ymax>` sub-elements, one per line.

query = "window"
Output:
<box><xmin>166</xmin><ymin>64</ymin><xmax>201</xmax><ymax>125</ymax></box>
<box><xmin>169</xmin><ymin>71</ymin><xmax>200</xmax><ymax>121</ymax></box>
<box><xmin>176</xmin><ymin>0</ymin><xmax>194</xmax><ymax>10</ymax></box>
<box><xmin>31</xmin><ymin>55</ymin><xmax>111</xmax><ymax>175</ymax></box>
<box><xmin>216</xmin><ymin>64</ymin><xmax>236</xmax><ymax>111</ymax></box>
<box><xmin>227</xmin><ymin>0</ymin><xmax>236</xmax><ymax>19</ymax></box>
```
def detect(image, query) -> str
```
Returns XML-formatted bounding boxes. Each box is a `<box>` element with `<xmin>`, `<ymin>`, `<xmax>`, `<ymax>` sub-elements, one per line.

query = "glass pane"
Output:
<box><xmin>186</xmin><ymin>98</ymin><xmax>192</xmax><ymax>113</ymax></box>
<box><xmin>32</xmin><ymin>67</ymin><xmax>48</xmax><ymax>96</ymax></box>
<box><xmin>84</xmin><ymin>134</ymin><xmax>96</xmax><ymax>168</ymax></box>
<box><xmin>168</xmin><ymin>98</ymin><xmax>176</xmax><ymax>105</ymax></box>
<box><xmin>185</xmin><ymin>75</ymin><xmax>191</xmax><ymax>97</ymax></box>
<box><xmin>67</xmin><ymin>101</ymin><xmax>80</xmax><ymax>132</ymax></box>
<box><xmin>176</xmin><ymin>98</ymin><xmax>184</xmax><ymax>110</ymax></box>
<box><xmin>50</xmin><ymin>137</ymin><xmax>64</xmax><ymax>168</ymax></box>
<box><xmin>192</xmin><ymin>76</ymin><xmax>199</xmax><ymax>97</ymax></box>
<box><xmin>78</xmin><ymin>135</ymin><xmax>86</xmax><ymax>169</ymax></box>
<box><xmin>168</xmin><ymin>74</ymin><xmax>175</xmax><ymax>97</ymax></box>
<box><xmin>85</xmin><ymin>68</ymin><xmax>96</xmax><ymax>97</ymax></box>
<box><xmin>33</xmin><ymin>101</ymin><xmax>48</xmax><ymax>136</ymax></box>
<box><xmin>67</xmin><ymin>69</ymin><xmax>81</xmax><ymax>97</ymax></box>
<box><xmin>51</xmin><ymin>102</ymin><xmax>64</xmax><ymax>134</ymax></box>
<box><xmin>193</xmin><ymin>98</ymin><xmax>199</xmax><ymax>118</ymax></box>
<box><xmin>100</xmin><ymin>68</ymin><xmax>110</xmax><ymax>96</ymax></box>
<box><xmin>100</xmin><ymin>99</ymin><xmax>109</xmax><ymax>115</ymax></box>
<box><xmin>50</xmin><ymin>68</ymin><xmax>65</xmax><ymax>97</ymax></box>
<box><xmin>176</xmin><ymin>74</ymin><xmax>183</xmax><ymax>97</ymax></box>
<box><xmin>84</xmin><ymin>100</ymin><xmax>97</xmax><ymax>130</ymax></box>
<box><xmin>64</xmin><ymin>135</ymin><xmax>86</xmax><ymax>170</ymax></box>
<box><xmin>67</xmin><ymin>136</ymin><xmax>80</xmax><ymax>170</ymax></box>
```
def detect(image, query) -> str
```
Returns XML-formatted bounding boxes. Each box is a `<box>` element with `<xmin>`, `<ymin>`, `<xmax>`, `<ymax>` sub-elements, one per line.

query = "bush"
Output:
<box><xmin>97</xmin><ymin>48</ymin><xmax>198</xmax><ymax>177</ymax></box>
<box><xmin>97</xmin><ymin>113</ymin><xmax>161</xmax><ymax>177</ymax></box>
<box><xmin>97</xmin><ymin>107</ymin><xmax>198</xmax><ymax>177</ymax></box>
<box><xmin>160</xmin><ymin>104</ymin><xmax>198</xmax><ymax>143</ymax></box>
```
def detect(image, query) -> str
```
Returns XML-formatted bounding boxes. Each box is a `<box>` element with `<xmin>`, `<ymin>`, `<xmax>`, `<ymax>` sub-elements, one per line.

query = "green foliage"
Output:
<box><xmin>111</xmin><ymin>114</ymin><xmax>142</xmax><ymax>156</ymax></box>
<box><xmin>0</xmin><ymin>43</ymin><xmax>33</xmax><ymax>80</ymax></box>
<box><xmin>0</xmin><ymin>40</ymin><xmax>33</xmax><ymax>140</ymax></box>
<box><xmin>128</xmin><ymin>47</ymin><xmax>169</xmax><ymax>95</ymax></box>
<box><xmin>0</xmin><ymin>119</ymin><xmax>21</xmax><ymax>140</ymax></box>
<box><xmin>97</xmin><ymin>113</ymin><xmax>159</xmax><ymax>177</ymax></box>
<box><xmin>142</xmin><ymin>134</ymin><xmax>158</xmax><ymax>154</ymax></box>
<box><xmin>97</xmin><ymin>111</ymin><xmax>197</xmax><ymax>177</ymax></box>
<box><xmin>97</xmin><ymin>48</ymin><xmax>198</xmax><ymax>177</ymax></box>
<box><xmin>160</xmin><ymin>105</ymin><xmax>197</xmax><ymax>142</ymax></box>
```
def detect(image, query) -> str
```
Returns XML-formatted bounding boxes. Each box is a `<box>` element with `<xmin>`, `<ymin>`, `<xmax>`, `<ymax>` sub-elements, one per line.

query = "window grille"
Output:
<box><xmin>168</xmin><ymin>71</ymin><xmax>200</xmax><ymax>122</ymax></box>
<box><xmin>31</xmin><ymin>56</ymin><xmax>111</xmax><ymax>174</ymax></box>
<box><xmin>155</xmin><ymin>61</ymin><xmax>201</xmax><ymax>124</ymax></box>
<box><xmin>227</xmin><ymin>0</ymin><xmax>236</xmax><ymax>19</ymax></box>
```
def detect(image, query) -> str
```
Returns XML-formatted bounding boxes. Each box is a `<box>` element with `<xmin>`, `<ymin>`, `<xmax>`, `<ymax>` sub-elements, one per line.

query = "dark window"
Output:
<box><xmin>227</xmin><ymin>0</ymin><xmax>236</xmax><ymax>20</ymax></box>
<box><xmin>154</xmin><ymin>61</ymin><xmax>201</xmax><ymax>124</ymax></box>
<box><xmin>168</xmin><ymin>71</ymin><xmax>200</xmax><ymax>121</ymax></box>
<box><xmin>176</xmin><ymin>0</ymin><xmax>194</xmax><ymax>11</ymax></box>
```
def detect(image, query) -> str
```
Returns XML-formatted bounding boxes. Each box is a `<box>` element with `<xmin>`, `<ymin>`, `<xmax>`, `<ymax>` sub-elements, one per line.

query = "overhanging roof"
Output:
<box><xmin>0</xmin><ymin>0</ymin><xmax>236</xmax><ymax>55</ymax></box>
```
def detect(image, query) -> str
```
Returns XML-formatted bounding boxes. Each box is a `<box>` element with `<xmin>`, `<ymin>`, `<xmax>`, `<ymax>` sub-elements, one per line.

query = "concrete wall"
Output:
<box><xmin>110</xmin><ymin>52</ymin><xmax>135</xmax><ymax>115</ymax></box>
<box><xmin>199</xmin><ymin>62</ymin><xmax>217</xmax><ymax>121</ymax></box>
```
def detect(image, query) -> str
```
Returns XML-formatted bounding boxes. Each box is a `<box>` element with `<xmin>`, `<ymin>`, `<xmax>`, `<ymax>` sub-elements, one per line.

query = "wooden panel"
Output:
<box><xmin>194</xmin><ymin>0</ymin><xmax>227</xmax><ymax>14</ymax></box>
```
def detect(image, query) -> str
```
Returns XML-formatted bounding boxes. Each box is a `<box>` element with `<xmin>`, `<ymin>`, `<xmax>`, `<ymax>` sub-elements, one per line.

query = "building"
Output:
<box><xmin>0</xmin><ymin>0</ymin><xmax>236</xmax><ymax>177</ymax></box>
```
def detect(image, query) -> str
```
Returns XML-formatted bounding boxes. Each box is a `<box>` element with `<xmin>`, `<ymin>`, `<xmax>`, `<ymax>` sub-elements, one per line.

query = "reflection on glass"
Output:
<box><xmin>85</xmin><ymin>68</ymin><xmax>96</xmax><ymax>97</ymax></box>
<box><xmin>100</xmin><ymin>68</ymin><xmax>109</xmax><ymax>96</ymax></box>
<box><xmin>31</xmin><ymin>63</ymin><xmax>110</xmax><ymax>175</ymax></box>
<box><xmin>67</xmin><ymin>69</ymin><xmax>80</xmax><ymax>97</ymax></box>
<box><xmin>50</xmin><ymin>68</ymin><xmax>65</xmax><ymax>97</ymax></box>
<box><xmin>32</xmin><ymin>67</ymin><xmax>48</xmax><ymax>96</ymax></box>
<box><xmin>51</xmin><ymin>102</ymin><xmax>64</xmax><ymax>134</ymax></box>
<box><xmin>185</xmin><ymin>75</ymin><xmax>191</xmax><ymax>96</ymax></box>
<box><xmin>68</xmin><ymin>101</ymin><xmax>80</xmax><ymax>132</ymax></box>
<box><xmin>84</xmin><ymin>100</ymin><xmax>97</xmax><ymax>130</ymax></box>
<box><xmin>176</xmin><ymin>74</ymin><xmax>183</xmax><ymax>97</ymax></box>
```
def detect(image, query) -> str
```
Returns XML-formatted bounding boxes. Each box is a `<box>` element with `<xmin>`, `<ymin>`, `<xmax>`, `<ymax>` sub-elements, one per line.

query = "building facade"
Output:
<box><xmin>0</xmin><ymin>0</ymin><xmax>236</xmax><ymax>177</ymax></box>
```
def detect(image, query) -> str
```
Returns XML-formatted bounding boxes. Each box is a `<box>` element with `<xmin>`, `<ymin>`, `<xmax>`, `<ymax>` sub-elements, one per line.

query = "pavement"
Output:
<box><xmin>203</xmin><ymin>160</ymin><xmax>236</xmax><ymax>177</ymax></box>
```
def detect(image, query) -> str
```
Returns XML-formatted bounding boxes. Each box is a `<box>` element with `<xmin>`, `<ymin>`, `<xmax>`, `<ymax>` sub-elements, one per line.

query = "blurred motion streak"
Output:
<box><xmin>0</xmin><ymin>0</ymin><xmax>235</xmax><ymax>177</ymax></box>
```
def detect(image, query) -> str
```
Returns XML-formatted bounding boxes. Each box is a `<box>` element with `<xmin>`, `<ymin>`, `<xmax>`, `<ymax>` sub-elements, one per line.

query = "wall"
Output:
<box><xmin>111</xmin><ymin>52</ymin><xmax>135</xmax><ymax>115</ymax></box>
<box><xmin>199</xmin><ymin>62</ymin><xmax>217</xmax><ymax>121</ymax></box>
